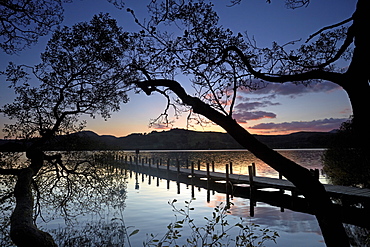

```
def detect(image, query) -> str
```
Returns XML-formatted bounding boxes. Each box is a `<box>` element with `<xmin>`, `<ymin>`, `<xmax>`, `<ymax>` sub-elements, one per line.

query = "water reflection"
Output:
<box><xmin>0</xmin><ymin>151</ymin><xmax>129</xmax><ymax>246</ymax></box>
<box><xmin>124</xmin><ymin>167</ymin><xmax>326</xmax><ymax>247</ymax></box>
<box><xmin>121</xmin><ymin>149</ymin><xmax>327</xmax><ymax>181</ymax></box>
<box><xmin>1</xmin><ymin>150</ymin><xmax>368</xmax><ymax>246</ymax></box>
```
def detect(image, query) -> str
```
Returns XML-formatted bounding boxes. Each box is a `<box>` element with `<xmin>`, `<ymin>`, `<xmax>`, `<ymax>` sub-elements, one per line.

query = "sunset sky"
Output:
<box><xmin>0</xmin><ymin>0</ymin><xmax>355</xmax><ymax>138</ymax></box>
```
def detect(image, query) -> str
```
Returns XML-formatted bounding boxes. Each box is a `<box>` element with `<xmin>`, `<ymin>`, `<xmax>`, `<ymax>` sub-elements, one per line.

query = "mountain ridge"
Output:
<box><xmin>0</xmin><ymin>128</ymin><xmax>336</xmax><ymax>151</ymax></box>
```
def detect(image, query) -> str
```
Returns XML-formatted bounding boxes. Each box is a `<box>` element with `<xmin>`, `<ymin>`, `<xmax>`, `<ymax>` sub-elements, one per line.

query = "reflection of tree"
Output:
<box><xmin>51</xmin><ymin>218</ymin><xmax>127</xmax><ymax>247</ymax></box>
<box><xmin>323</xmin><ymin>118</ymin><xmax>370</xmax><ymax>188</ymax></box>
<box><xmin>36</xmin><ymin>152</ymin><xmax>127</xmax><ymax>220</ymax></box>
<box><xmin>1</xmin><ymin>151</ymin><xmax>128</xmax><ymax>246</ymax></box>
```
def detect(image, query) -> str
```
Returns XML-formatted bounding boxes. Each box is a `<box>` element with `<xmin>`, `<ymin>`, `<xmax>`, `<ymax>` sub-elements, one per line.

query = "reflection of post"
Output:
<box><xmin>177</xmin><ymin>181</ymin><xmax>180</xmax><ymax>194</ymax></box>
<box><xmin>207</xmin><ymin>162</ymin><xmax>210</xmax><ymax>203</ymax></box>
<box><xmin>248</xmin><ymin>165</ymin><xmax>255</xmax><ymax>217</ymax></box>
<box><xmin>198</xmin><ymin>160</ymin><xmax>201</xmax><ymax>170</ymax></box>
<box><xmin>191</xmin><ymin>162</ymin><xmax>195</xmax><ymax>198</ymax></box>
<box><xmin>190</xmin><ymin>178</ymin><xmax>195</xmax><ymax>198</ymax></box>
<box><xmin>135</xmin><ymin>172</ymin><xmax>139</xmax><ymax>190</ymax></box>
<box><xmin>167</xmin><ymin>158</ymin><xmax>170</xmax><ymax>171</ymax></box>
<box><xmin>207</xmin><ymin>187</ymin><xmax>210</xmax><ymax>203</ymax></box>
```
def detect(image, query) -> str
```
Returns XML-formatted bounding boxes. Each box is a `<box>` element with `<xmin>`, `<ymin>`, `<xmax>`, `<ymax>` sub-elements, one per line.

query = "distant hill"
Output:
<box><xmin>0</xmin><ymin>128</ymin><xmax>335</xmax><ymax>151</ymax></box>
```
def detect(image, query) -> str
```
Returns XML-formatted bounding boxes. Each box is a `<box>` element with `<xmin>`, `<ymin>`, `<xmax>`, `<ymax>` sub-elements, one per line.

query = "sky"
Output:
<box><xmin>0</xmin><ymin>0</ymin><xmax>356</xmax><ymax>138</ymax></box>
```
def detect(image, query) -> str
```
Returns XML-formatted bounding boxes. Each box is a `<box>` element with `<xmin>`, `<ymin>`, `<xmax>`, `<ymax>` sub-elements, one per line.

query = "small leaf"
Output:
<box><xmin>129</xmin><ymin>229</ymin><xmax>139</xmax><ymax>237</ymax></box>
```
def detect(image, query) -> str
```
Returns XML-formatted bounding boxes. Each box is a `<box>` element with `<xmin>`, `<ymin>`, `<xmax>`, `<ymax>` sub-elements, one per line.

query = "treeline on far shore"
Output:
<box><xmin>0</xmin><ymin>128</ymin><xmax>337</xmax><ymax>152</ymax></box>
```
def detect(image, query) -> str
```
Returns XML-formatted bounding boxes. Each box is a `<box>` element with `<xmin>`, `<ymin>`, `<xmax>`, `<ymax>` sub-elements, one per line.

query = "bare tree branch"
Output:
<box><xmin>306</xmin><ymin>17</ymin><xmax>353</xmax><ymax>43</ymax></box>
<box><xmin>222</xmin><ymin>45</ymin><xmax>344</xmax><ymax>86</ymax></box>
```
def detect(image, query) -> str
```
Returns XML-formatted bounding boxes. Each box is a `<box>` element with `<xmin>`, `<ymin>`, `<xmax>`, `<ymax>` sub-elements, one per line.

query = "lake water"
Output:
<box><xmin>0</xmin><ymin>149</ymin><xmax>359</xmax><ymax>246</ymax></box>
<box><xmin>115</xmin><ymin>149</ymin><xmax>327</xmax><ymax>246</ymax></box>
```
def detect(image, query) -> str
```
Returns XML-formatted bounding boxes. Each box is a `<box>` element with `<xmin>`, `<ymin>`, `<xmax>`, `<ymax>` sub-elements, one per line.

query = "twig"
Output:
<box><xmin>306</xmin><ymin>17</ymin><xmax>353</xmax><ymax>43</ymax></box>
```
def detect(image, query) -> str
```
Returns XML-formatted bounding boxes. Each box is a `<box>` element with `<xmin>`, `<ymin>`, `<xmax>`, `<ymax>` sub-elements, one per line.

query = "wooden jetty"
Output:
<box><xmin>105</xmin><ymin>154</ymin><xmax>370</xmax><ymax>227</ymax></box>
<box><xmin>116</xmin><ymin>155</ymin><xmax>370</xmax><ymax>204</ymax></box>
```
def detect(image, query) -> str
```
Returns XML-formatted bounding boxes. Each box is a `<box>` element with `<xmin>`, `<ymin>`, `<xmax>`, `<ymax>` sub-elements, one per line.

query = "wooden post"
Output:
<box><xmin>191</xmin><ymin>162</ymin><xmax>195</xmax><ymax>178</ymax></box>
<box><xmin>314</xmin><ymin>168</ymin><xmax>320</xmax><ymax>180</ymax></box>
<box><xmin>206</xmin><ymin>163</ymin><xmax>210</xmax><ymax>180</ymax></box>
<box><xmin>212</xmin><ymin>161</ymin><xmax>215</xmax><ymax>172</ymax></box>
<box><xmin>279</xmin><ymin>171</ymin><xmax>284</xmax><ymax>194</ymax></box>
<box><xmin>206</xmin><ymin>162</ymin><xmax>211</xmax><ymax>202</ymax></box>
<box><xmin>230</xmin><ymin>162</ymin><xmax>233</xmax><ymax>174</ymax></box>
<box><xmin>225</xmin><ymin>164</ymin><xmax>230</xmax><ymax>194</ymax></box>
<box><xmin>198</xmin><ymin>160</ymin><xmax>201</xmax><ymax>170</ymax></box>
<box><xmin>225</xmin><ymin>163</ymin><xmax>230</xmax><ymax>206</ymax></box>
<box><xmin>248</xmin><ymin>165</ymin><xmax>255</xmax><ymax>217</ymax></box>
<box><xmin>252</xmin><ymin>163</ymin><xmax>256</xmax><ymax>176</ymax></box>
<box><xmin>129</xmin><ymin>156</ymin><xmax>132</xmax><ymax>165</ymax></box>
<box><xmin>248</xmin><ymin>165</ymin><xmax>254</xmax><ymax>193</ymax></box>
<box><xmin>177</xmin><ymin>159</ymin><xmax>180</xmax><ymax>175</ymax></box>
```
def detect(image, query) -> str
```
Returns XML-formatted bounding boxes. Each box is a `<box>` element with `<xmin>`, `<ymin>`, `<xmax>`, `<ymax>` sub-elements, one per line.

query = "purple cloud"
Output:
<box><xmin>234</xmin><ymin>111</ymin><xmax>277</xmax><ymax>123</ymax></box>
<box><xmin>235</xmin><ymin>101</ymin><xmax>280</xmax><ymax>111</ymax></box>
<box><xmin>249</xmin><ymin>118</ymin><xmax>348</xmax><ymax>132</ymax></box>
<box><xmin>233</xmin><ymin>100</ymin><xmax>279</xmax><ymax>123</ymax></box>
<box><xmin>240</xmin><ymin>80</ymin><xmax>341</xmax><ymax>97</ymax></box>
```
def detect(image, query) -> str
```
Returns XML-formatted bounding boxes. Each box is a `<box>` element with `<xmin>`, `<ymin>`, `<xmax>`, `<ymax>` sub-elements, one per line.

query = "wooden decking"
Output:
<box><xmin>122</xmin><ymin>159</ymin><xmax>370</xmax><ymax>203</ymax></box>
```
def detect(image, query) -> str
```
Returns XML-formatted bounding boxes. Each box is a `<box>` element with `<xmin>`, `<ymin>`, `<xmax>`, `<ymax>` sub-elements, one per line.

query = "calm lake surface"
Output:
<box><xmin>26</xmin><ymin>149</ymin><xmax>330</xmax><ymax>247</ymax></box>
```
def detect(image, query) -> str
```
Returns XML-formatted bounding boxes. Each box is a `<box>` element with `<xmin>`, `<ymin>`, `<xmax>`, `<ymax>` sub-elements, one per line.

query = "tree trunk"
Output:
<box><xmin>10</xmin><ymin>151</ymin><xmax>57</xmax><ymax>247</ymax></box>
<box><xmin>342</xmin><ymin>0</ymin><xmax>370</xmax><ymax>142</ymax></box>
<box><xmin>137</xmin><ymin>80</ymin><xmax>350</xmax><ymax>246</ymax></box>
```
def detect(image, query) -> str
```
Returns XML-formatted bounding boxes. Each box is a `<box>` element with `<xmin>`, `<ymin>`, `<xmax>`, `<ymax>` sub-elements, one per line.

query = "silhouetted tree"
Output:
<box><xmin>0</xmin><ymin>0</ymin><xmax>125</xmax><ymax>54</ymax></box>
<box><xmin>128</xmin><ymin>1</ymin><xmax>369</xmax><ymax>246</ymax></box>
<box><xmin>323</xmin><ymin>118</ymin><xmax>370</xmax><ymax>188</ymax></box>
<box><xmin>0</xmin><ymin>13</ymin><xmax>134</xmax><ymax>246</ymax></box>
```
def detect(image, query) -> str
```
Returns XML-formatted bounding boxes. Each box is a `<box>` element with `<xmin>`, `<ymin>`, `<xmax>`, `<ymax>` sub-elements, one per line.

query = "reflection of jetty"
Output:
<box><xmin>112</xmin><ymin>155</ymin><xmax>370</xmax><ymax>228</ymax></box>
